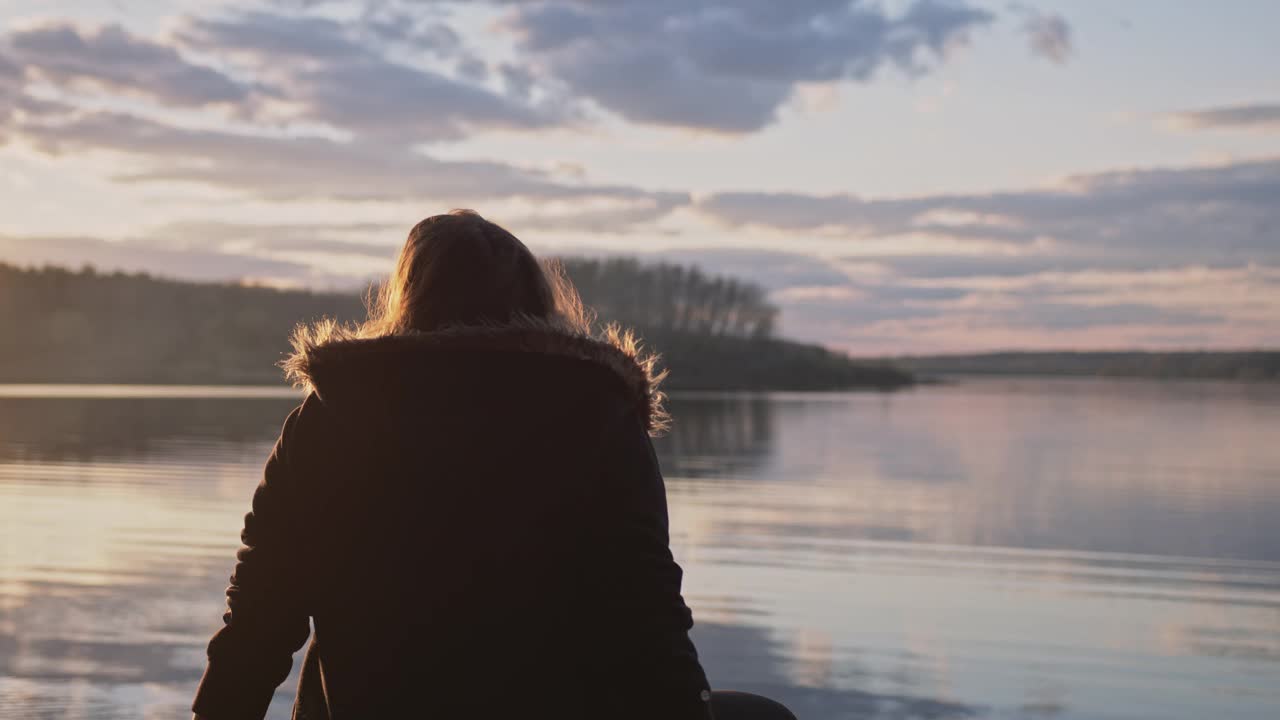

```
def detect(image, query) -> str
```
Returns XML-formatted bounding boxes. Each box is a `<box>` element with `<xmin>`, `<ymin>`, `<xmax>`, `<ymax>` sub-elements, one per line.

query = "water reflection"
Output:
<box><xmin>1</xmin><ymin>380</ymin><xmax>1279</xmax><ymax>719</ymax></box>
<box><xmin>658</xmin><ymin>380</ymin><xmax>1280</xmax><ymax>562</ymax></box>
<box><xmin>658</xmin><ymin>394</ymin><xmax>776</xmax><ymax>478</ymax></box>
<box><xmin>691</xmin><ymin>621</ymin><xmax>978</xmax><ymax>719</ymax></box>
<box><xmin>0</xmin><ymin>395</ymin><xmax>296</xmax><ymax>464</ymax></box>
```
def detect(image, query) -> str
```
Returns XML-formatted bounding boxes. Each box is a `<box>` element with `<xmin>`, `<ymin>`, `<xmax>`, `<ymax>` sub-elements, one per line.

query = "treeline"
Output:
<box><xmin>563</xmin><ymin>258</ymin><xmax>777</xmax><ymax>338</ymax></box>
<box><xmin>0</xmin><ymin>263</ymin><xmax>364</xmax><ymax>384</ymax></box>
<box><xmin>0</xmin><ymin>261</ymin><xmax>911</xmax><ymax>390</ymax></box>
<box><xmin>897</xmin><ymin>351</ymin><xmax>1280</xmax><ymax>381</ymax></box>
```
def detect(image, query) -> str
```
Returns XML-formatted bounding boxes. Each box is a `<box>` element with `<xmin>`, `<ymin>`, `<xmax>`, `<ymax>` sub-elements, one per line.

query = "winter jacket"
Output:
<box><xmin>192</xmin><ymin>319</ymin><xmax>714</xmax><ymax>719</ymax></box>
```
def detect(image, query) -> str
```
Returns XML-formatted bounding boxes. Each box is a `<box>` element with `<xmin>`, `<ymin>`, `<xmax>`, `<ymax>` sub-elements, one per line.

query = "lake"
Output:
<box><xmin>1</xmin><ymin>378</ymin><xmax>1278</xmax><ymax>719</ymax></box>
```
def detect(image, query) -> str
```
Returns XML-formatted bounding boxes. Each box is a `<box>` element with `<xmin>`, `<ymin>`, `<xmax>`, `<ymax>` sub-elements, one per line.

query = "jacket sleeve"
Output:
<box><xmin>585</xmin><ymin>409</ymin><xmax>714</xmax><ymax>720</ymax></box>
<box><xmin>192</xmin><ymin>398</ymin><xmax>317</xmax><ymax>720</ymax></box>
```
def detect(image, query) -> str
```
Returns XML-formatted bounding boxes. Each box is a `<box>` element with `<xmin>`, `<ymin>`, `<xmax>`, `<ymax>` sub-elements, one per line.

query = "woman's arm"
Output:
<box><xmin>191</xmin><ymin>398</ymin><xmax>319</xmax><ymax>719</ymax></box>
<box><xmin>585</xmin><ymin>409</ymin><xmax>715</xmax><ymax>719</ymax></box>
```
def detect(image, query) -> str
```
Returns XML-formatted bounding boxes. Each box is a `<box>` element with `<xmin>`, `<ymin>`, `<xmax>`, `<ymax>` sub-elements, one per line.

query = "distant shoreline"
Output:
<box><xmin>888</xmin><ymin>350</ymin><xmax>1280</xmax><ymax>382</ymax></box>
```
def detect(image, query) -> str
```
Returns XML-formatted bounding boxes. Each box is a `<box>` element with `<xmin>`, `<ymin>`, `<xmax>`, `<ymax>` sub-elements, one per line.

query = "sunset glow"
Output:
<box><xmin>1</xmin><ymin>0</ymin><xmax>1277</xmax><ymax>353</ymax></box>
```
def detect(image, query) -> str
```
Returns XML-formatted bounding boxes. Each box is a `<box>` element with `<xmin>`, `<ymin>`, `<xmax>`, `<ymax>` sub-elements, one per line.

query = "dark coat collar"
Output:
<box><xmin>282</xmin><ymin>317</ymin><xmax>668</xmax><ymax>434</ymax></box>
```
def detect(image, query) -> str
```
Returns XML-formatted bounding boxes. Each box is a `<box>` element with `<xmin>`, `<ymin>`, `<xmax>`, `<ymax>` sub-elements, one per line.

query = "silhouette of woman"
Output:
<box><xmin>192</xmin><ymin>211</ymin><xmax>796</xmax><ymax>719</ymax></box>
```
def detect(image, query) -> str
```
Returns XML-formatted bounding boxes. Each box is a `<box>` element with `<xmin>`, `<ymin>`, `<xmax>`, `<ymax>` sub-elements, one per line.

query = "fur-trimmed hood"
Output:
<box><xmin>282</xmin><ymin>317</ymin><xmax>669</xmax><ymax>434</ymax></box>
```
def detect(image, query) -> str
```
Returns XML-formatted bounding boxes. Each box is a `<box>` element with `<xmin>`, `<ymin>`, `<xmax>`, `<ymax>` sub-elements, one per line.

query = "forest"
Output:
<box><xmin>0</xmin><ymin>260</ymin><xmax>912</xmax><ymax>390</ymax></box>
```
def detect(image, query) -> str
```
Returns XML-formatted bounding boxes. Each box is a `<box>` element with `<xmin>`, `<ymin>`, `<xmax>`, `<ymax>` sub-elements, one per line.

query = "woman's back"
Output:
<box><xmin>193</xmin><ymin>320</ymin><xmax>711</xmax><ymax>718</ymax></box>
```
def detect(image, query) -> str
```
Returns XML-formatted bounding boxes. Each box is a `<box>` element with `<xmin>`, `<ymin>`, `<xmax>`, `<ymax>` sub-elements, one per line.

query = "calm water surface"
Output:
<box><xmin>1</xmin><ymin>378</ymin><xmax>1278</xmax><ymax>719</ymax></box>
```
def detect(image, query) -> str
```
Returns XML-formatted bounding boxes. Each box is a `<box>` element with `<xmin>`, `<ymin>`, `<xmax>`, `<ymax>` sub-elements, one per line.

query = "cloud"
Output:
<box><xmin>502</xmin><ymin>192</ymin><xmax>692</xmax><ymax>233</ymax></box>
<box><xmin>0</xmin><ymin>52</ymin><xmax>23</xmax><ymax>138</ymax></box>
<box><xmin>1006</xmin><ymin>302</ymin><xmax>1219</xmax><ymax>330</ymax></box>
<box><xmin>175</xmin><ymin>10</ymin><xmax>563</xmax><ymax>141</ymax></box>
<box><xmin>7</xmin><ymin>21</ymin><xmax>251</xmax><ymax>108</ymax></box>
<box><xmin>176</xmin><ymin>10</ymin><xmax>371</xmax><ymax>61</ymax></box>
<box><xmin>699</xmin><ymin>157</ymin><xmax>1280</xmax><ymax>274</ymax></box>
<box><xmin>769</xmin><ymin>282</ymin><xmax>1235</xmax><ymax>349</ymax></box>
<box><xmin>290</xmin><ymin>58</ymin><xmax>557</xmax><ymax>140</ymax></box>
<box><xmin>773</xmin><ymin>293</ymin><xmax>938</xmax><ymax>343</ymax></box>
<box><xmin>12</xmin><ymin>108</ymin><xmax>685</xmax><ymax>214</ymax></box>
<box><xmin>852</xmin><ymin>253</ymin><xmax>1234</xmax><ymax>279</ymax></box>
<box><xmin>1021</xmin><ymin>11</ymin><xmax>1072</xmax><ymax>64</ymax></box>
<box><xmin>9</xmin><ymin>2</ymin><xmax>978</xmax><ymax>141</ymax></box>
<box><xmin>1165</xmin><ymin>103</ymin><xmax>1280</xmax><ymax>132</ymax></box>
<box><xmin>0</xmin><ymin>50</ymin><xmax>22</xmax><ymax>89</ymax></box>
<box><xmin>621</xmin><ymin>246</ymin><xmax>1236</xmax><ymax>345</ymax></box>
<box><xmin>497</xmin><ymin>0</ymin><xmax>995</xmax><ymax>131</ymax></box>
<box><xmin>689</xmin><ymin>157</ymin><xmax>1279</xmax><ymax>347</ymax></box>
<box><xmin>0</xmin><ymin>234</ymin><xmax>311</xmax><ymax>282</ymax></box>
<box><xmin>0</xmin><ymin>10</ymin><xmax>682</xmax><ymax>228</ymax></box>
<box><xmin>649</xmin><ymin>247</ymin><xmax>852</xmax><ymax>291</ymax></box>
<box><xmin>0</xmin><ymin>1</ymin><xmax>1072</xmax><ymax>145</ymax></box>
<box><xmin>144</xmin><ymin>221</ymin><xmax>403</xmax><ymax>259</ymax></box>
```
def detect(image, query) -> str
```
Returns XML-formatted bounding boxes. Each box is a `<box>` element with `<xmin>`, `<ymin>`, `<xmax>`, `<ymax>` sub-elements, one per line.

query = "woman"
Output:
<box><xmin>192</xmin><ymin>211</ymin><xmax>795</xmax><ymax>719</ymax></box>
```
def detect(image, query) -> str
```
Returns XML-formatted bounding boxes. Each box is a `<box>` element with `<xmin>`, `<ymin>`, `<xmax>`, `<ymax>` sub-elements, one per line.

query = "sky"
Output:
<box><xmin>0</xmin><ymin>0</ymin><xmax>1277</xmax><ymax>354</ymax></box>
